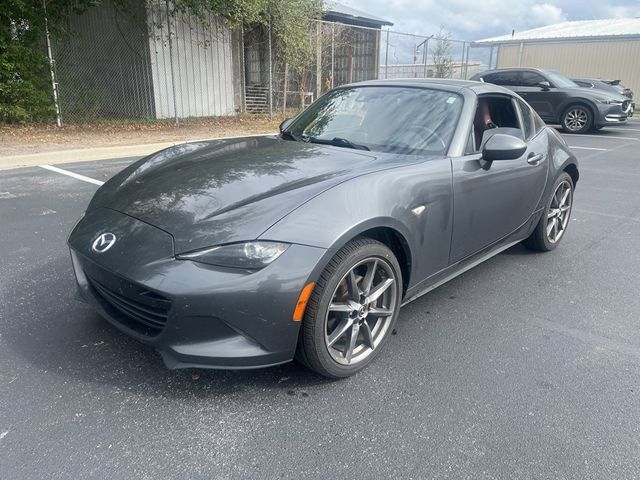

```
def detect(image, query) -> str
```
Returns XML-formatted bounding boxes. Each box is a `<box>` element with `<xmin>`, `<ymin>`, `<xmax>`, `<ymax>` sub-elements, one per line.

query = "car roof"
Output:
<box><xmin>345</xmin><ymin>78</ymin><xmax>517</xmax><ymax>96</ymax></box>
<box><xmin>474</xmin><ymin>67</ymin><xmax>546</xmax><ymax>74</ymax></box>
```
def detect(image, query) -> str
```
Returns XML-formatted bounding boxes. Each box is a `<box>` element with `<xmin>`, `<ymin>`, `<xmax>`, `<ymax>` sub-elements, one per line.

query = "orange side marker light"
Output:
<box><xmin>293</xmin><ymin>282</ymin><xmax>315</xmax><ymax>321</ymax></box>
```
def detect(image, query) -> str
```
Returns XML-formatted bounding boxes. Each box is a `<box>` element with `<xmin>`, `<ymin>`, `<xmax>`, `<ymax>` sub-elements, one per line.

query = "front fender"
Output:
<box><xmin>260</xmin><ymin>159</ymin><xmax>454</xmax><ymax>290</ymax></box>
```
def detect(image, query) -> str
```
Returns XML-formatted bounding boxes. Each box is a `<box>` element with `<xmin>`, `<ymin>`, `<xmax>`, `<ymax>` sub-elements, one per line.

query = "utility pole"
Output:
<box><xmin>268</xmin><ymin>18</ymin><xmax>273</xmax><ymax>118</ymax></box>
<box><xmin>43</xmin><ymin>0</ymin><xmax>62</xmax><ymax>127</ymax></box>
<box><xmin>416</xmin><ymin>35</ymin><xmax>433</xmax><ymax>78</ymax></box>
<box><xmin>165</xmin><ymin>0</ymin><xmax>178</xmax><ymax>123</ymax></box>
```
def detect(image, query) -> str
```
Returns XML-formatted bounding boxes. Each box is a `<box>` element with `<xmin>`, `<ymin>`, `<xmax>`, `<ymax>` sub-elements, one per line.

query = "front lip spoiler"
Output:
<box><xmin>159</xmin><ymin>350</ymin><xmax>291</xmax><ymax>370</ymax></box>
<box><xmin>603</xmin><ymin>114</ymin><xmax>627</xmax><ymax>123</ymax></box>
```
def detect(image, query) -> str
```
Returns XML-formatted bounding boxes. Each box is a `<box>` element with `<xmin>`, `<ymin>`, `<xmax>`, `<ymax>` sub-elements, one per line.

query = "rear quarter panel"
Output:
<box><xmin>539</xmin><ymin>126</ymin><xmax>579</xmax><ymax>206</ymax></box>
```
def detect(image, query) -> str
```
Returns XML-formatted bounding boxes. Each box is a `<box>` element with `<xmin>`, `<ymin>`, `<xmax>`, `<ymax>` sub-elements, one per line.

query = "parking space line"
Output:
<box><xmin>574</xmin><ymin>208</ymin><xmax>640</xmax><ymax>223</ymax></box>
<box><xmin>605</xmin><ymin>128</ymin><xmax>640</xmax><ymax>132</ymax></box>
<box><xmin>39</xmin><ymin>164</ymin><xmax>104</xmax><ymax>186</ymax></box>
<box><xmin>561</xmin><ymin>134</ymin><xmax>638</xmax><ymax>141</ymax></box>
<box><xmin>567</xmin><ymin>146</ymin><xmax>607</xmax><ymax>151</ymax></box>
<box><xmin>531</xmin><ymin>316</ymin><xmax>640</xmax><ymax>360</ymax></box>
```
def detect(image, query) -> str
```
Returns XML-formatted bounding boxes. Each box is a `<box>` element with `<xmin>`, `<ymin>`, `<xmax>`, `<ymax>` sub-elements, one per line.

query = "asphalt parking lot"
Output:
<box><xmin>1</xmin><ymin>120</ymin><xmax>640</xmax><ymax>479</ymax></box>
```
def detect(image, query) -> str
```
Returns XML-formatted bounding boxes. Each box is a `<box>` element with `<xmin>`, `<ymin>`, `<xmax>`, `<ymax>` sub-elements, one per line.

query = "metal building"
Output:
<box><xmin>474</xmin><ymin>18</ymin><xmax>640</xmax><ymax>96</ymax></box>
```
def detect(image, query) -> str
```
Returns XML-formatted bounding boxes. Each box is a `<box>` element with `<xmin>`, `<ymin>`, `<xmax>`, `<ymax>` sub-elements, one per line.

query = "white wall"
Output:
<box><xmin>497</xmin><ymin>39</ymin><xmax>640</xmax><ymax>97</ymax></box>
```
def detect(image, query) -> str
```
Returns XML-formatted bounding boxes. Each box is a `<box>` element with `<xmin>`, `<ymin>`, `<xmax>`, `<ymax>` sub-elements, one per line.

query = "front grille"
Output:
<box><xmin>86</xmin><ymin>274</ymin><xmax>171</xmax><ymax>335</ymax></box>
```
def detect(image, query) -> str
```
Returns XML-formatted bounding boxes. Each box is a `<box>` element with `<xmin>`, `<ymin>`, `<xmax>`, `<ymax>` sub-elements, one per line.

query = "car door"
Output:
<box><xmin>516</xmin><ymin>71</ymin><xmax>564</xmax><ymax>121</ymax></box>
<box><xmin>449</xmin><ymin>97</ymin><xmax>548</xmax><ymax>263</ymax></box>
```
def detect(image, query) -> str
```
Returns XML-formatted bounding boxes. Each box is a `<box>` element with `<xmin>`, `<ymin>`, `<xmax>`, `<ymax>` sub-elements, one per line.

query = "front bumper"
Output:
<box><xmin>69</xmin><ymin>208</ymin><xmax>327</xmax><ymax>369</ymax></box>
<box><xmin>595</xmin><ymin>103</ymin><xmax>629</xmax><ymax>126</ymax></box>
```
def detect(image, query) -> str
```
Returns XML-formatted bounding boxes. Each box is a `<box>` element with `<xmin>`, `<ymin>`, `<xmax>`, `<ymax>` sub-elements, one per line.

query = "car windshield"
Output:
<box><xmin>284</xmin><ymin>86</ymin><xmax>463</xmax><ymax>155</ymax></box>
<box><xmin>544</xmin><ymin>71</ymin><xmax>579</xmax><ymax>88</ymax></box>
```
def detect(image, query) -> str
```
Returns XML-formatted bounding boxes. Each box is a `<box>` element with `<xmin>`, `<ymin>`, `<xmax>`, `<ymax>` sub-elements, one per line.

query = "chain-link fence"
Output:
<box><xmin>47</xmin><ymin>1</ymin><xmax>486</xmax><ymax>125</ymax></box>
<box><xmin>51</xmin><ymin>0</ymin><xmax>242</xmax><ymax>123</ymax></box>
<box><xmin>380</xmin><ymin>32</ymin><xmax>494</xmax><ymax>81</ymax></box>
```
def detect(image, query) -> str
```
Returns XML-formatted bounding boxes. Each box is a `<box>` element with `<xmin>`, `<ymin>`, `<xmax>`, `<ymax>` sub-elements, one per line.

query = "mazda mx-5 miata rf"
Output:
<box><xmin>68</xmin><ymin>79</ymin><xmax>578</xmax><ymax>378</ymax></box>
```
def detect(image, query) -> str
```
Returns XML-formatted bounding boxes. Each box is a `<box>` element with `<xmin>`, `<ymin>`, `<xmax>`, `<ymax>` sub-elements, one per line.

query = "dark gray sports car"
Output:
<box><xmin>68</xmin><ymin>79</ymin><xmax>579</xmax><ymax>378</ymax></box>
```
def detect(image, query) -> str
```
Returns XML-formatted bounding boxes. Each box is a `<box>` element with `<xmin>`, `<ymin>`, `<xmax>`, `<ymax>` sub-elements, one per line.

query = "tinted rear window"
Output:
<box><xmin>483</xmin><ymin>71</ymin><xmax>521</xmax><ymax>86</ymax></box>
<box><xmin>521</xmin><ymin>71</ymin><xmax>547</xmax><ymax>87</ymax></box>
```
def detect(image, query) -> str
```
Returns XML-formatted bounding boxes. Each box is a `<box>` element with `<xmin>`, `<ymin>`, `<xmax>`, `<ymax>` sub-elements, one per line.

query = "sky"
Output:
<box><xmin>344</xmin><ymin>0</ymin><xmax>640</xmax><ymax>42</ymax></box>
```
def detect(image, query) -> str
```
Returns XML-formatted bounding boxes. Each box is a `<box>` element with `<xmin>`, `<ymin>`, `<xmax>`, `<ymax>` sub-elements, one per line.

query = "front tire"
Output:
<box><xmin>561</xmin><ymin>105</ymin><xmax>592</xmax><ymax>133</ymax></box>
<box><xmin>296</xmin><ymin>238</ymin><xmax>402</xmax><ymax>378</ymax></box>
<box><xmin>523</xmin><ymin>172</ymin><xmax>574</xmax><ymax>252</ymax></box>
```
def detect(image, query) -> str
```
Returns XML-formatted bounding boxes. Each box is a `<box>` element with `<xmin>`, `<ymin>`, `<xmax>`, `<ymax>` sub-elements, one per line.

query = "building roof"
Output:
<box><xmin>323</xmin><ymin>2</ymin><xmax>393</xmax><ymax>28</ymax></box>
<box><xmin>475</xmin><ymin>18</ymin><xmax>640</xmax><ymax>44</ymax></box>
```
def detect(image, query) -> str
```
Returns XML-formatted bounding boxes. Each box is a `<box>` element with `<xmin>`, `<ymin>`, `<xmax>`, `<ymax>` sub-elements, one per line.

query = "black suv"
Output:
<box><xmin>471</xmin><ymin>68</ymin><xmax>630</xmax><ymax>133</ymax></box>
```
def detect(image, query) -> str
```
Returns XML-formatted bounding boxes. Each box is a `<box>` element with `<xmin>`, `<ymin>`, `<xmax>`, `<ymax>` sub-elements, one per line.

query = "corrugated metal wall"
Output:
<box><xmin>147</xmin><ymin>1</ymin><xmax>236</xmax><ymax>119</ymax></box>
<box><xmin>332</xmin><ymin>26</ymin><xmax>380</xmax><ymax>84</ymax></box>
<box><xmin>496</xmin><ymin>39</ymin><xmax>640</xmax><ymax>96</ymax></box>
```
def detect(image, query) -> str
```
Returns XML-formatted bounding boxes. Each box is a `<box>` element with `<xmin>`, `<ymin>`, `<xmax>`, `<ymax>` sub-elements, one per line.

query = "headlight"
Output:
<box><xmin>177</xmin><ymin>241</ymin><xmax>290</xmax><ymax>269</ymax></box>
<box><xmin>596</xmin><ymin>98</ymin><xmax>624</xmax><ymax>105</ymax></box>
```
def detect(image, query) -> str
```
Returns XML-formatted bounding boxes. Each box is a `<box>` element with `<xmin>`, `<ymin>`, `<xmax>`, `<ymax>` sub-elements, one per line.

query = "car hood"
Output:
<box><xmin>88</xmin><ymin>136</ymin><xmax>383</xmax><ymax>253</ymax></box>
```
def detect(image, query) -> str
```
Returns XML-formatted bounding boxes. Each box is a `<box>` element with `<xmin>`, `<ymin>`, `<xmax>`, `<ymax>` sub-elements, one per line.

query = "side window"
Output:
<box><xmin>486</xmin><ymin>71</ymin><xmax>521</xmax><ymax>86</ymax></box>
<box><xmin>472</xmin><ymin>96</ymin><xmax>523</xmax><ymax>152</ymax></box>
<box><xmin>521</xmin><ymin>71</ymin><xmax>547</xmax><ymax>87</ymax></box>
<box><xmin>481</xmin><ymin>73</ymin><xmax>497</xmax><ymax>83</ymax></box>
<box><xmin>465</xmin><ymin>128</ymin><xmax>476</xmax><ymax>155</ymax></box>
<box><xmin>516</xmin><ymin>99</ymin><xmax>534</xmax><ymax>139</ymax></box>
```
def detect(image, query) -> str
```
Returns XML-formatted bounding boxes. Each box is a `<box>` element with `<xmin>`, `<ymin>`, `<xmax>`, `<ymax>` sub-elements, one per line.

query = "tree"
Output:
<box><xmin>0</xmin><ymin>0</ymin><xmax>99</xmax><ymax>122</ymax></box>
<box><xmin>432</xmin><ymin>27</ymin><xmax>453</xmax><ymax>79</ymax></box>
<box><xmin>1</xmin><ymin>0</ymin><xmax>322</xmax><ymax>123</ymax></box>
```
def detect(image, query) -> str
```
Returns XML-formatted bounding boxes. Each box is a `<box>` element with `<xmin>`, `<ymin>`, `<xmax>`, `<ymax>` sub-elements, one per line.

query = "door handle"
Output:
<box><xmin>527</xmin><ymin>153</ymin><xmax>543</xmax><ymax>165</ymax></box>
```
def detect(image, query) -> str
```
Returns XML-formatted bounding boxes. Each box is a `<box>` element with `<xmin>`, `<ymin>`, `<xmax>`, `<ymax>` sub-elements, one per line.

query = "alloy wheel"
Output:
<box><xmin>564</xmin><ymin>108</ymin><xmax>588</xmax><ymax>132</ymax></box>
<box><xmin>546</xmin><ymin>179</ymin><xmax>572</xmax><ymax>243</ymax></box>
<box><xmin>324</xmin><ymin>257</ymin><xmax>397</xmax><ymax>366</ymax></box>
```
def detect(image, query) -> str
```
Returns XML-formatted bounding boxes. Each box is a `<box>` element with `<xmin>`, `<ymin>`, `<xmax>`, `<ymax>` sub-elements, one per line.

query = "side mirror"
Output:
<box><xmin>482</xmin><ymin>134</ymin><xmax>527</xmax><ymax>161</ymax></box>
<box><xmin>279</xmin><ymin>118</ymin><xmax>294</xmax><ymax>133</ymax></box>
<box><xmin>538</xmin><ymin>81</ymin><xmax>551</xmax><ymax>90</ymax></box>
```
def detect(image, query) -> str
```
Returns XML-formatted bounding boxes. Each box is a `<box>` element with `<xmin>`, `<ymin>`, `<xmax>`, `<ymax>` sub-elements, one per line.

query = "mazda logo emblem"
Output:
<box><xmin>92</xmin><ymin>232</ymin><xmax>116</xmax><ymax>253</ymax></box>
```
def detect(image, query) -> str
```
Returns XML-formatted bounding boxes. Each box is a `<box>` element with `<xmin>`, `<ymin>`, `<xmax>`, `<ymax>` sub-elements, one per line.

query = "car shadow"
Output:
<box><xmin>2</xmin><ymin>255</ymin><xmax>333</xmax><ymax>400</ymax></box>
<box><xmin>499</xmin><ymin>243</ymin><xmax>538</xmax><ymax>256</ymax></box>
<box><xmin>4</xmin><ymin>243</ymin><xmax>532</xmax><ymax>397</ymax></box>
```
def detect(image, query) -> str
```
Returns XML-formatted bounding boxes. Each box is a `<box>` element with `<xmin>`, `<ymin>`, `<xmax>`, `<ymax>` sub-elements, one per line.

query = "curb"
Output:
<box><xmin>0</xmin><ymin>133</ymin><xmax>276</xmax><ymax>171</ymax></box>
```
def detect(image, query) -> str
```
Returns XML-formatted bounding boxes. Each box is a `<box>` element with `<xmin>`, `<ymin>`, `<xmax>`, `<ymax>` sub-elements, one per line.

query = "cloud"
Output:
<box><xmin>344</xmin><ymin>0</ymin><xmax>639</xmax><ymax>40</ymax></box>
<box><xmin>530</xmin><ymin>3</ymin><xmax>567</xmax><ymax>25</ymax></box>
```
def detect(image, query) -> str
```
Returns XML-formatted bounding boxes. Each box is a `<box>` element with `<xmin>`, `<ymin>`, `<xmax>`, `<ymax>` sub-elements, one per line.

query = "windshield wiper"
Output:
<box><xmin>280</xmin><ymin>130</ymin><xmax>302</xmax><ymax>142</ymax></box>
<box><xmin>307</xmin><ymin>136</ymin><xmax>370</xmax><ymax>151</ymax></box>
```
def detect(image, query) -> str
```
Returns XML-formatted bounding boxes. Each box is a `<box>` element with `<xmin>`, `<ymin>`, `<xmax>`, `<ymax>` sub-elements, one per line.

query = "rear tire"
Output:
<box><xmin>523</xmin><ymin>172</ymin><xmax>574</xmax><ymax>252</ymax></box>
<box><xmin>561</xmin><ymin>105</ymin><xmax>593</xmax><ymax>133</ymax></box>
<box><xmin>296</xmin><ymin>238</ymin><xmax>402</xmax><ymax>378</ymax></box>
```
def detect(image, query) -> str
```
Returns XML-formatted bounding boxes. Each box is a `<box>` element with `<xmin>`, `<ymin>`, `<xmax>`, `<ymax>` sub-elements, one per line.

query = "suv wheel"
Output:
<box><xmin>561</xmin><ymin>105</ymin><xmax>592</xmax><ymax>133</ymax></box>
